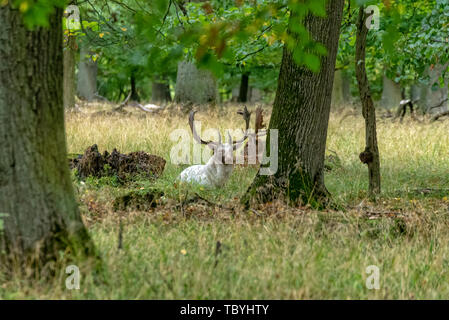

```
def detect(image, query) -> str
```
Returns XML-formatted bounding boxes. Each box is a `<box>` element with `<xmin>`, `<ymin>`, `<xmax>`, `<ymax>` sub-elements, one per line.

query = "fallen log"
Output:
<box><xmin>431</xmin><ymin>110</ymin><xmax>449</xmax><ymax>122</ymax></box>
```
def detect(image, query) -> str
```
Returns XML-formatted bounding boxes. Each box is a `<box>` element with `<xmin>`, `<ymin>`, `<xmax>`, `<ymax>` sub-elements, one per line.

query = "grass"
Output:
<box><xmin>2</xmin><ymin>104</ymin><xmax>449</xmax><ymax>299</ymax></box>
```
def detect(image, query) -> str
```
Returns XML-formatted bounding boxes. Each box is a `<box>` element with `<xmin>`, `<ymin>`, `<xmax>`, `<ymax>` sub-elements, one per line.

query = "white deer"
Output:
<box><xmin>178</xmin><ymin>107</ymin><xmax>251</xmax><ymax>188</ymax></box>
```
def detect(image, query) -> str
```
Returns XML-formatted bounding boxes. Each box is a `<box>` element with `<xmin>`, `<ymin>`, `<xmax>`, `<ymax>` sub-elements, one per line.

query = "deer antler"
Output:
<box><xmin>114</xmin><ymin>91</ymin><xmax>132</xmax><ymax>112</ymax></box>
<box><xmin>233</xmin><ymin>106</ymin><xmax>252</xmax><ymax>150</ymax></box>
<box><xmin>254</xmin><ymin>106</ymin><xmax>267</xmax><ymax>137</ymax></box>
<box><xmin>189</xmin><ymin>111</ymin><xmax>220</xmax><ymax>148</ymax></box>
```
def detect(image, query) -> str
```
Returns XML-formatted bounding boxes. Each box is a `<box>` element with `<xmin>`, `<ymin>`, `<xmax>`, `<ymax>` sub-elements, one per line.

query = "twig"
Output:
<box><xmin>108</xmin><ymin>0</ymin><xmax>137</xmax><ymax>13</ymax></box>
<box><xmin>237</xmin><ymin>45</ymin><xmax>267</xmax><ymax>62</ymax></box>
<box><xmin>429</xmin><ymin>98</ymin><xmax>449</xmax><ymax>110</ymax></box>
<box><xmin>157</xmin><ymin>0</ymin><xmax>172</xmax><ymax>36</ymax></box>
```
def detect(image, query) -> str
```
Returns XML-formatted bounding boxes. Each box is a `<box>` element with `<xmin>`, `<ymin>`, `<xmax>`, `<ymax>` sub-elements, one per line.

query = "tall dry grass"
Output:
<box><xmin>1</xmin><ymin>104</ymin><xmax>449</xmax><ymax>299</ymax></box>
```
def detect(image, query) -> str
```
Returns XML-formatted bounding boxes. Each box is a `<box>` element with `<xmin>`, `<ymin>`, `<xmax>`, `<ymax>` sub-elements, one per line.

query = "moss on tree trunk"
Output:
<box><xmin>355</xmin><ymin>7</ymin><xmax>381</xmax><ymax>196</ymax></box>
<box><xmin>0</xmin><ymin>5</ymin><xmax>98</xmax><ymax>274</ymax></box>
<box><xmin>243</xmin><ymin>0</ymin><xmax>345</xmax><ymax>208</ymax></box>
<box><xmin>77</xmin><ymin>45</ymin><xmax>98</xmax><ymax>101</ymax></box>
<box><xmin>63</xmin><ymin>34</ymin><xmax>77</xmax><ymax>109</ymax></box>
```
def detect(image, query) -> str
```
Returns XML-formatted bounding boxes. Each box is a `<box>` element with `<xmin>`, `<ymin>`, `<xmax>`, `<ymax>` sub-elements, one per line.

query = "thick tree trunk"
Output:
<box><xmin>342</xmin><ymin>71</ymin><xmax>352</xmax><ymax>102</ymax></box>
<box><xmin>332</xmin><ymin>70</ymin><xmax>352</xmax><ymax>107</ymax></box>
<box><xmin>238</xmin><ymin>72</ymin><xmax>249</xmax><ymax>103</ymax></box>
<box><xmin>77</xmin><ymin>46</ymin><xmax>97</xmax><ymax>101</ymax></box>
<box><xmin>0</xmin><ymin>5</ymin><xmax>97</xmax><ymax>272</ymax></box>
<box><xmin>248</xmin><ymin>87</ymin><xmax>263</xmax><ymax>103</ymax></box>
<box><xmin>243</xmin><ymin>0</ymin><xmax>345</xmax><ymax>207</ymax></box>
<box><xmin>151</xmin><ymin>75</ymin><xmax>172</xmax><ymax>103</ymax></box>
<box><xmin>331</xmin><ymin>70</ymin><xmax>344</xmax><ymax>108</ymax></box>
<box><xmin>380</xmin><ymin>75</ymin><xmax>402</xmax><ymax>110</ymax></box>
<box><xmin>175</xmin><ymin>61</ymin><xmax>217</xmax><ymax>104</ymax></box>
<box><xmin>63</xmin><ymin>34</ymin><xmax>77</xmax><ymax>109</ymax></box>
<box><xmin>231</xmin><ymin>87</ymin><xmax>239</xmax><ymax>102</ymax></box>
<box><xmin>355</xmin><ymin>7</ymin><xmax>381</xmax><ymax>196</ymax></box>
<box><xmin>420</xmin><ymin>63</ymin><xmax>449</xmax><ymax>114</ymax></box>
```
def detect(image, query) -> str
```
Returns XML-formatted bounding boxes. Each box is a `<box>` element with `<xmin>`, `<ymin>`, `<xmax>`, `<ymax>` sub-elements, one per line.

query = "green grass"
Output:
<box><xmin>2</xmin><ymin>105</ymin><xmax>449</xmax><ymax>299</ymax></box>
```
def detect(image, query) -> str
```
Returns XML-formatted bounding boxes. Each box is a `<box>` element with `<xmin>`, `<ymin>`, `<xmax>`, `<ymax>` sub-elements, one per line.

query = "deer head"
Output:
<box><xmin>178</xmin><ymin>106</ymin><xmax>252</xmax><ymax>188</ymax></box>
<box><xmin>189</xmin><ymin>106</ymin><xmax>252</xmax><ymax>166</ymax></box>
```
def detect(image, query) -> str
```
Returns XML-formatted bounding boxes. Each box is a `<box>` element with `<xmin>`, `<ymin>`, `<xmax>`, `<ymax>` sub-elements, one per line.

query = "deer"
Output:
<box><xmin>178</xmin><ymin>107</ymin><xmax>252</xmax><ymax>188</ymax></box>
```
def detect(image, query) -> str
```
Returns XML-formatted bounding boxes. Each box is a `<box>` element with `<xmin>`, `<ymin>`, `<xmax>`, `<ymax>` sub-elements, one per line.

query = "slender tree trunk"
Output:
<box><xmin>238</xmin><ymin>72</ymin><xmax>249</xmax><ymax>103</ymax></box>
<box><xmin>175</xmin><ymin>61</ymin><xmax>217</xmax><ymax>104</ymax></box>
<box><xmin>77</xmin><ymin>45</ymin><xmax>97</xmax><ymax>101</ymax></box>
<box><xmin>63</xmin><ymin>34</ymin><xmax>77</xmax><ymax>109</ymax></box>
<box><xmin>0</xmin><ymin>5</ymin><xmax>97</xmax><ymax>272</ymax></box>
<box><xmin>151</xmin><ymin>75</ymin><xmax>172</xmax><ymax>103</ymax></box>
<box><xmin>243</xmin><ymin>0</ymin><xmax>345</xmax><ymax>207</ymax></box>
<box><xmin>130</xmin><ymin>70</ymin><xmax>140</xmax><ymax>102</ymax></box>
<box><xmin>355</xmin><ymin>7</ymin><xmax>381</xmax><ymax>196</ymax></box>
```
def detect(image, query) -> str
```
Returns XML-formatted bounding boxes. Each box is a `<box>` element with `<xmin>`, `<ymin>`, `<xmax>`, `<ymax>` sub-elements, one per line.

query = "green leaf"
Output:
<box><xmin>308</xmin><ymin>0</ymin><xmax>327</xmax><ymax>17</ymax></box>
<box><xmin>304</xmin><ymin>53</ymin><xmax>321</xmax><ymax>72</ymax></box>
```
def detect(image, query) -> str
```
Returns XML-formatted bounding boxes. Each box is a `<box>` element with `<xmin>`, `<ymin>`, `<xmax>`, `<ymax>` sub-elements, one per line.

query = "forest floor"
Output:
<box><xmin>2</xmin><ymin>103</ymin><xmax>449</xmax><ymax>299</ymax></box>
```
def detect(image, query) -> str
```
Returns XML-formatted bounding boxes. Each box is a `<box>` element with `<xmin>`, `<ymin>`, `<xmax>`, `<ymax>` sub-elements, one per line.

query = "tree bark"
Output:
<box><xmin>355</xmin><ymin>7</ymin><xmax>381</xmax><ymax>196</ymax></box>
<box><xmin>243</xmin><ymin>0</ymin><xmax>345</xmax><ymax>207</ymax></box>
<box><xmin>77</xmin><ymin>45</ymin><xmax>97</xmax><ymax>101</ymax></box>
<box><xmin>331</xmin><ymin>70</ymin><xmax>344</xmax><ymax>108</ymax></box>
<box><xmin>380</xmin><ymin>74</ymin><xmax>402</xmax><ymax>110</ymax></box>
<box><xmin>63</xmin><ymin>34</ymin><xmax>77</xmax><ymax>109</ymax></box>
<box><xmin>0</xmin><ymin>5</ymin><xmax>97</xmax><ymax>272</ymax></box>
<box><xmin>420</xmin><ymin>63</ymin><xmax>449</xmax><ymax>114</ymax></box>
<box><xmin>151</xmin><ymin>75</ymin><xmax>172</xmax><ymax>103</ymax></box>
<box><xmin>175</xmin><ymin>61</ymin><xmax>217</xmax><ymax>104</ymax></box>
<box><xmin>238</xmin><ymin>72</ymin><xmax>249</xmax><ymax>103</ymax></box>
<box><xmin>342</xmin><ymin>71</ymin><xmax>352</xmax><ymax>102</ymax></box>
<box><xmin>130</xmin><ymin>69</ymin><xmax>140</xmax><ymax>102</ymax></box>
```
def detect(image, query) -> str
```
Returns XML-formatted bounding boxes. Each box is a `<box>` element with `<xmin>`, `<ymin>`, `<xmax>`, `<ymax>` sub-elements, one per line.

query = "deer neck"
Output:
<box><xmin>204</xmin><ymin>157</ymin><xmax>233</xmax><ymax>186</ymax></box>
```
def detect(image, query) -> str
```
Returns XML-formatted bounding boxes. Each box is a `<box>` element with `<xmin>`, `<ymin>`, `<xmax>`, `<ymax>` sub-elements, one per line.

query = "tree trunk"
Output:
<box><xmin>355</xmin><ymin>7</ymin><xmax>381</xmax><ymax>196</ymax></box>
<box><xmin>130</xmin><ymin>70</ymin><xmax>140</xmax><ymax>102</ymax></box>
<box><xmin>238</xmin><ymin>72</ymin><xmax>249</xmax><ymax>103</ymax></box>
<box><xmin>248</xmin><ymin>87</ymin><xmax>263</xmax><ymax>103</ymax></box>
<box><xmin>332</xmin><ymin>70</ymin><xmax>353</xmax><ymax>107</ymax></box>
<box><xmin>0</xmin><ymin>5</ymin><xmax>97</xmax><ymax>272</ymax></box>
<box><xmin>77</xmin><ymin>46</ymin><xmax>97</xmax><ymax>101</ymax></box>
<box><xmin>243</xmin><ymin>0</ymin><xmax>345</xmax><ymax>207</ymax></box>
<box><xmin>420</xmin><ymin>63</ymin><xmax>449</xmax><ymax>114</ymax></box>
<box><xmin>175</xmin><ymin>61</ymin><xmax>217</xmax><ymax>104</ymax></box>
<box><xmin>151</xmin><ymin>75</ymin><xmax>172</xmax><ymax>103</ymax></box>
<box><xmin>331</xmin><ymin>70</ymin><xmax>344</xmax><ymax>108</ymax></box>
<box><xmin>380</xmin><ymin>75</ymin><xmax>402</xmax><ymax>110</ymax></box>
<box><xmin>342</xmin><ymin>71</ymin><xmax>352</xmax><ymax>102</ymax></box>
<box><xmin>63</xmin><ymin>34</ymin><xmax>77</xmax><ymax>109</ymax></box>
